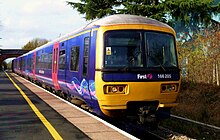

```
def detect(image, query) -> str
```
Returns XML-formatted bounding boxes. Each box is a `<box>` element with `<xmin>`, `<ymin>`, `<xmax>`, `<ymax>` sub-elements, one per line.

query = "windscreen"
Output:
<box><xmin>104</xmin><ymin>30</ymin><xmax>178</xmax><ymax>70</ymax></box>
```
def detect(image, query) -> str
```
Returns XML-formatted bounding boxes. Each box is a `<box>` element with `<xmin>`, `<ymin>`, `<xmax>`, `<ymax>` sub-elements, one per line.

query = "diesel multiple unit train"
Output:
<box><xmin>12</xmin><ymin>14</ymin><xmax>181</xmax><ymax>125</ymax></box>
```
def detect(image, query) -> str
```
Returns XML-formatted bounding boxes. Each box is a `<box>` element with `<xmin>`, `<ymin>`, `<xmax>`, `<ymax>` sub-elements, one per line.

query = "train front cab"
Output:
<box><xmin>95</xmin><ymin>24</ymin><xmax>181</xmax><ymax>123</ymax></box>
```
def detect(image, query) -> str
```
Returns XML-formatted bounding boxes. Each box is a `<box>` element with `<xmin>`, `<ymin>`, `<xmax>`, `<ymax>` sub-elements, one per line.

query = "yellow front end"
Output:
<box><xmin>95</xmin><ymin>72</ymin><xmax>180</xmax><ymax>117</ymax></box>
<box><xmin>95</xmin><ymin>25</ymin><xmax>181</xmax><ymax>117</ymax></box>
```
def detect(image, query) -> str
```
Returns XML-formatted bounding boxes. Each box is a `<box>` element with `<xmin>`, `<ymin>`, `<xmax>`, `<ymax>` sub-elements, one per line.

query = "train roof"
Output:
<box><xmin>85</xmin><ymin>14</ymin><xmax>171</xmax><ymax>29</ymax></box>
<box><xmin>18</xmin><ymin>14</ymin><xmax>173</xmax><ymax>57</ymax></box>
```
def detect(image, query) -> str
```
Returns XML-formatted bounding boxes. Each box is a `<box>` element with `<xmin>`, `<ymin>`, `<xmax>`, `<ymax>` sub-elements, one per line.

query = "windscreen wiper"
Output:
<box><xmin>121</xmin><ymin>57</ymin><xmax>135</xmax><ymax>71</ymax></box>
<box><xmin>158</xmin><ymin>62</ymin><xmax>166</xmax><ymax>72</ymax></box>
<box><xmin>148</xmin><ymin>54</ymin><xmax>166</xmax><ymax>72</ymax></box>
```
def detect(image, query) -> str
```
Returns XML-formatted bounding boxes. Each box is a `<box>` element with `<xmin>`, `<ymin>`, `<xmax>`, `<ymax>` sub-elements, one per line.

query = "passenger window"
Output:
<box><xmin>36</xmin><ymin>55</ymin><xmax>40</xmax><ymax>69</ymax></box>
<box><xmin>31</xmin><ymin>57</ymin><xmax>33</xmax><ymax>69</ymax></box>
<box><xmin>59</xmin><ymin>50</ymin><xmax>66</xmax><ymax>70</ymax></box>
<box><xmin>70</xmin><ymin>46</ymin><xmax>80</xmax><ymax>71</ymax></box>
<box><xmin>83</xmin><ymin>37</ymin><xmax>89</xmax><ymax>76</ymax></box>
<box><xmin>48</xmin><ymin>52</ymin><xmax>53</xmax><ymax>69</ymax></box>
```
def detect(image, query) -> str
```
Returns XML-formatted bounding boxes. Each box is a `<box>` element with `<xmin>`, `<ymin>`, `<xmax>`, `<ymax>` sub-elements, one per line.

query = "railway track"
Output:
<box><xmin>105</xmin><ymin>118</ymin><xmax>173</xmax><ymax>140</ymax></box>
<box><xmin>159</xmin><ymin>114</ymin><xmax>220</xmax><ymax>140</ymax></box>
<box><xmin>106</xmin><ymin>112</ymin><xmax>220</xmax><ymax>139</ymax></box>
<box><xmin>170</xmin><ymin>114</ymin><xmax>220</xmax><ymax>131</ymax></box>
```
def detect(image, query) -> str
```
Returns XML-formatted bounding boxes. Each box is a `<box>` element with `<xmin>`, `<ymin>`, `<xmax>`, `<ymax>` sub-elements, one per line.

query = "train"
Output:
<box><xmin>12</xmin><ymin>14</ymin><xmax>181</xmax><ymax>125</ymax></box>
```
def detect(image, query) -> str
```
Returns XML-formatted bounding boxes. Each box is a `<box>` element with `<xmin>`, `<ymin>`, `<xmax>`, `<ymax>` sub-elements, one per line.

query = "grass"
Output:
<box><xmin>173</xmin><ymin>81</ymin><xmax>220</xmax><ymax>126</ymax></box>
<box><xmin>160</xmin><ymin>80</ymin><xmax>220</xmax><ymax>139</ymax></box>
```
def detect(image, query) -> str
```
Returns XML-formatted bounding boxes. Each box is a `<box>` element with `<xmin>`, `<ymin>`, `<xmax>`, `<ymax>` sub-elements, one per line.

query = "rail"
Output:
<box><xmin>171</xmin><ymin>114</ymin><xmax>220</xmax><ymax>131</ymax></box>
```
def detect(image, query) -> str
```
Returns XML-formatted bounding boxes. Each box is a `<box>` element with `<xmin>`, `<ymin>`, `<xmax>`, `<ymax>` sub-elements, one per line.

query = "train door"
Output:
<box><xmin>57</xmin><ymin>42</ymin><xmax>67</xmax><ymax>92</ymax></box>
<box><xmin>52</xmin><ymin>42</ymin><xmax>60</xmax><ymax>90</ymax></box>
<box><xmin>82</xmin><ymin>35</ymin><xmax>94</xmax><ymax>102</ymax></box>
<box><xmin>83</xmin><ymin>37</ymin><xmax>89</xmax><ymax>78</ymax></box>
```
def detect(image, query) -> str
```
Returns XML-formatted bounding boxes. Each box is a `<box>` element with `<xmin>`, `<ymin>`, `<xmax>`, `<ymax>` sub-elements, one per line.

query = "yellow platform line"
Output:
<box><xmin>5</xmin><ymin>72</ymin><xmax>63</xmax><ymax>140</ymax></box>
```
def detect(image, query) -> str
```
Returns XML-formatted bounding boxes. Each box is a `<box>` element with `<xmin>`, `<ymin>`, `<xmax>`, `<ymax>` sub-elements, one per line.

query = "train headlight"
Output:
<box><xmin>167</xmin><ymin>85</ymin><xmax>172</xmax><ymax>91</ymax></box>
<box><xmin>111</xmin><ymin>86</ymin><xmax>118</xmax><ymax>93</ymax></box>
<box><xmin>104</xmin><ymin>85</ymin><xmax>127</xmax><ymax>94</ymax></box>
<box><xmin>161</xmin><ymin>84</ymin><xmax>178</xmax><ymax>93</ymax></box>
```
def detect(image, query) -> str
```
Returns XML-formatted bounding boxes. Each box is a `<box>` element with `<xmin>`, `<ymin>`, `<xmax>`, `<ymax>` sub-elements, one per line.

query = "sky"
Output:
<box><xmin>0</xmin><ymin>1</ymin><xmax>219</xmax><ymax>52</ymax></box>
<box><xmin>0</xmin><ymin>0</ymin><xmax>88</xmax><ymax>51</ymax></box>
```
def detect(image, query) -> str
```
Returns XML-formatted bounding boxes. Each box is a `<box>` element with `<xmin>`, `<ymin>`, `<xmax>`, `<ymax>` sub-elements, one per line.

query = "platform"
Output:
<box><xmin>0</xmin><ymin>70</ymin><xmax>137</xmax><ymax>140</ymax></box>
